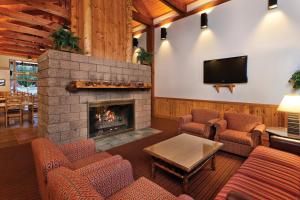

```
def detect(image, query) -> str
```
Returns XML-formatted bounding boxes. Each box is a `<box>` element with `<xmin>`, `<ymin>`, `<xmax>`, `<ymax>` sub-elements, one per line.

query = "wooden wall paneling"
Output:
<box><xmin>71</xmin><ymin>0</ymin><xmax>84</xmax><ymax>50</ymax></box>
<box><xmin>154</xmin><ymin>97</ymin><xmax>287</xmax><ymax>127</ymax></box>
<box><xmin>91</xmin><ymin>0</ymin><xmax>132</xmax><ymax>62</ymax></box>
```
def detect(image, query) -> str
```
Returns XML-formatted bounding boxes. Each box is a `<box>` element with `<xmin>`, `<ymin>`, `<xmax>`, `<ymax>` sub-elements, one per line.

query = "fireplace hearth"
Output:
<box><xmin>88</xmin><ymin>100</ymin><xmax>135</xmax><ymax>139</ymax></box>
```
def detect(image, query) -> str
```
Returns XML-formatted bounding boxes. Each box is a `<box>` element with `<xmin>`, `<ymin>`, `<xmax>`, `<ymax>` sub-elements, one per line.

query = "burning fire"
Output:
<box><xmin>96</xmin><ymin>110</ymin><xmax>116</xmax><ymax>122</ymax></box>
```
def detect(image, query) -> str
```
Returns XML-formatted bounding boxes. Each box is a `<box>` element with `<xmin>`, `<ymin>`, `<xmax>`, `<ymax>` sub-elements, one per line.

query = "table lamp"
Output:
<box><xmin>277</xmin><ymin>95</ymin><xmax>300</xmax><ymax>135</ymax></box>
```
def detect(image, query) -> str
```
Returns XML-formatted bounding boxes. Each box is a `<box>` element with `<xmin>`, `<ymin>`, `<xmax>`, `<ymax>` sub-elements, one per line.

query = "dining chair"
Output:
<box><xmin>5</xmin><ymin>95</ymin><xmax>23</xmax><ymax>127</ymax></box>
<box><xmin>29</xmin><ymin>95</ymin><xmax>38</xmax><ymax>123</ymax></box>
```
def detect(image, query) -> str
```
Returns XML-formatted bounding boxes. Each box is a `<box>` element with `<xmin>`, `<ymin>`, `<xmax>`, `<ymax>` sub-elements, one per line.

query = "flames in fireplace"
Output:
<box><xmin>88</xmin><ymin>100</ymin><xmax>134</xmax><ymax>138</ymax></box>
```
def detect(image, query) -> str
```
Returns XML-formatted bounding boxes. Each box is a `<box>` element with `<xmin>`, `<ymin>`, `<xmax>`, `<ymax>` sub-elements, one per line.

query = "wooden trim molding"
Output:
<box><xmin>154</xmin><ymin>97</ymin><xmax>287</xmax><ymax>127</ymax></box>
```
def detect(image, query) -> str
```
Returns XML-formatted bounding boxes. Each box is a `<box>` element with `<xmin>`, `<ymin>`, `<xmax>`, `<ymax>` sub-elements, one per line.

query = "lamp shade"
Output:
<box><xmin>277</xmin><ymin>95</ymin><xmax>300</xmax><ymax>113</ymax></box>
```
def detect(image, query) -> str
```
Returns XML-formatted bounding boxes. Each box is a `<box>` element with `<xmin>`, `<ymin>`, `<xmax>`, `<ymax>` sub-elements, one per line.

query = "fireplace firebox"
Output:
<box><xmin>88</xmin><ymin>100</ymin><xmax>135</xmax><ymax>139</ymax></box>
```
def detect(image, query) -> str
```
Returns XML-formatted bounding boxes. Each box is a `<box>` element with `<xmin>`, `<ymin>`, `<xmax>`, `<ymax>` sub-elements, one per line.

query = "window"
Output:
<box><xmin>10</xmin><ymin>60</ymin><xmax>38</xmax><ymax>95</ymax></box>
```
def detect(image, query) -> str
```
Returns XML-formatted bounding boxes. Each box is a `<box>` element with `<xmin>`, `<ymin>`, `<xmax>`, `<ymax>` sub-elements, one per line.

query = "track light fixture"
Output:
<box><xmin>201</xmin><ymin>13</ymin><xmax>208</xmax><ymax>29</ymax></box>
<box><xmin>161</xmin><ymin>28</ymin><xmax>167</xmax><ymax>40</ymax></box>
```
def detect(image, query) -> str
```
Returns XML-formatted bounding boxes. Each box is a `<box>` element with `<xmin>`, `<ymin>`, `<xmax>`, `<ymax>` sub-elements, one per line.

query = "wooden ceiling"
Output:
<box><xmin>132</xmin><ymin>0</ymin><xmax>230</xmax><ymax>32</ymax></box>
<box><xmin>0</xmin><ymin>0</ymin><xmax>70</xmax><ymax>58</ymax></box>
<box><xmin>0</xmin><ymin>0</ymin><xmax>229</xmax><ymax>58</ymax></box>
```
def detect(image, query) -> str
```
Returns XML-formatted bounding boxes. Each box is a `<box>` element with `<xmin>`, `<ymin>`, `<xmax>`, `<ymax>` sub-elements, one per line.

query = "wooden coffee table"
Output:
<box><xmin>144</xmin><ymin>133</ymin><xmax>223</xmax><ymax>193</ymax></box>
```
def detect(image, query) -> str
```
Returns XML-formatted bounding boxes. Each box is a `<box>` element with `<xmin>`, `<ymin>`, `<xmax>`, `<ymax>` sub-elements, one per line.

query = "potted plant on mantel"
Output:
<box><xmin>137</xmin><ymin>48</ymin><xmax>153</xmax><ymax>65</ymax></box>
<box><xmin>289</xmin><ymin>71</ymin><xmax>300</xmax><ymax>90</ymax></box>
<box><xmin>51</xmin><ymin>27</ymin><xmax>81</xmax><ymax>53</ymax></box>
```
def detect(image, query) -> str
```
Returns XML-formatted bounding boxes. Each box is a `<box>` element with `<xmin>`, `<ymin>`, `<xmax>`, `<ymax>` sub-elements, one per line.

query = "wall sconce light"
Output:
<box><xmin>201</xmin><ymin>13</ymin><xmax>208</xmax><ymax>29</ymax></box>
<box><xmin>161</xmin><ymin>28</ymin><xmax>167</xmax><ymax>40</ymax></box>
<box><xmin>133</xmin><ymin>38</ymin><xmax>139</xmax><ymax>47</ymax></box>
<box><xmin>268</xmin><ymin>0</ymin><xmax>278</xmax><ymax>10</ymax></box>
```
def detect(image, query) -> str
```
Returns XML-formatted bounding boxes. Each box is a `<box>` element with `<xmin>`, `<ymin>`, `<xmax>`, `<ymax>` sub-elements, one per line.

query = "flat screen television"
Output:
<box><xmin>204</xmin><ymin>56</ymin><xmax>248</xmax><ymax>84</ymax></box>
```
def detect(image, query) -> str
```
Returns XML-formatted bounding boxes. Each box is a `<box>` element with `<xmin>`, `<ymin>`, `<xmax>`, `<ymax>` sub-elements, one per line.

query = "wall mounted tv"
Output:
<box><xmin>204</xmin><ymin>56</ymin><xmax>248</xmax><ymax>84</ymax></box>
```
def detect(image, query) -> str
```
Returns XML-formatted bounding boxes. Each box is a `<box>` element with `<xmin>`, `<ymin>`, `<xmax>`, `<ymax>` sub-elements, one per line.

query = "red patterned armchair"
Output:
<box><xmin>31</xmin><ymin>138</ymin><xmax>112</xmax><ymax>200</ymax></box>
<box><xmin>178</xmin><ymin>109</ymin><xmax>220</xmax><ymax>139</ymax></box>
<box><xmin>47</xmin><ymin>159</ymin><xmax>193</xmax><ymax>200</ymax></box>
<box><xmin>214</xmin><ymin>112</ymin><xmax>266</xmax><ymax>157</ymax></box>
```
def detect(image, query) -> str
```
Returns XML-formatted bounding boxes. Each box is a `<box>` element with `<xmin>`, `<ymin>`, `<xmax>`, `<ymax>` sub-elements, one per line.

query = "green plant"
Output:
<box><xmin>289</xmin><ymin>71</ymin><xmax>300</xmax><ymax>89</ymax></box>
<box><xmin>137</xmin><ymin>48</ymin><xmax>153</xmax><ymax>65</ymax></box>
<box><xmin>51</xmin><ymin>28</ymin><xmax>80</xmax><ymax>52</ymax></box>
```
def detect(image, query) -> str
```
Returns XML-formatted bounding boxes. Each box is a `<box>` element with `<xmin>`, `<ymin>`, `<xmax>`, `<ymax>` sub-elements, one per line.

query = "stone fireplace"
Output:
<box><xmin>37</xmin><ymin>50</ymin><xmax>151</xmax><ymax>144</ymax></box>
<box><xmin>88</xmin><ymin>100</ymin><xmax>135</xmax><ymax>139</ymax></box>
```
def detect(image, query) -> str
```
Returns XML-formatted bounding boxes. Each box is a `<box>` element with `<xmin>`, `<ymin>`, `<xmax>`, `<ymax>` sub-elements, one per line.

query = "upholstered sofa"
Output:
<box><xmin>47</xmin><ymin>159</ymin><xmax>193</xmax><ymax>200</ymax></box>
<box><xmin>31</xmin><ymin>138</ymin><xmax>112</xmax><ymax>200</ymax></box>
<box><xmin>178</xmin><ymin>109</ymin><xmax>220</xmax><ymax>139</ymax></box>
<box><xmin>214</xmin><ymin>112</ymin><xmax>266</xmax><ymax>157</ymax></box>
<box><xmin>215</xmin><ymin>146</ymin><xmax>300</xmax><ymax>200</ymax></box>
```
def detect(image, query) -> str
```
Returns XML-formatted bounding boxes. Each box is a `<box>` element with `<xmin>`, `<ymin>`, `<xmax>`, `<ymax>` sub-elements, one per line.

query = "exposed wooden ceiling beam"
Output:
<box><xmin>0</xmin><ymin>44</ymin><xmax>42</xmax><ymax>55</ymax></box>
<box><xmin>160</xmin><ymin>0</ymin><xmax>186</xmax><ymax>15</ymax></box>
<box><xmin>0</xmin><ymin>38</ymin><xmax>42</xmax><ymax>49</ymax></box>
<box><xmin>0</xmin><ymin>21</ymin><xmax>50</xmax><ymax>38</ymax></box>
<box><xmin>0</xmin><ymin>7</ymin><xmax>60</xmax><ymax>31</ymax></box>
<box><xmin>14</xmin><ymin>0</ymin><xmax>70</xmax><ymax>20</ymax></box>
<box><xmin>0</xmin><ymin>31</ymin><xmax>52</xmax><ymax>46</ymax></box>
<box><xmin>0</xmin><ymin>49</ymin><xmax>39</xmax><ymax>58</ymax></box>
<box><xmin>133</xmin><ymin>1</ymin><xmax>152</xmax><ymax>19</ymax></box>
<box><xmin>133</xmin><ymin>11</ymin><xmax>152</xmax><ymax>26</ymax></box>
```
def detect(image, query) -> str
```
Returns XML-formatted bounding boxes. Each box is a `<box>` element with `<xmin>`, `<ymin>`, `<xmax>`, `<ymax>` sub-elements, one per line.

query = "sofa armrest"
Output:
<box><xmin>177</xmin><ymin>194</ymin><xmax>194</xmax><ymax>200</ymax></box>
<box><xmin>59</xmin><ymin>139</ymin><xmax>96</xmax><ymax>162</ymax></box>
<box><xmin>77</xmin><ymin>160</ymin><xmax>134</xmax><ymax>198</ymax></box>
<box><xmin>178</xmin><ymin>114</ymin><xmax>193</xmax><ymax>133</ymax></box>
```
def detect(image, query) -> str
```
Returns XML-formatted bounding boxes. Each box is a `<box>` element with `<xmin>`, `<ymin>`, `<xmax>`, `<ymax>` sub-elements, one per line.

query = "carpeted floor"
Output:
<box><xmin>0</xmin><ymin>118</ymin><xmax>245</xmax><ymax>200</ymax></box>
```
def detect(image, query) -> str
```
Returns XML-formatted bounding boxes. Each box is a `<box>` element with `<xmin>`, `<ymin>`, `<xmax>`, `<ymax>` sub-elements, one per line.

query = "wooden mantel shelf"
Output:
<box><xmin>213</xmin><ymin>84</ymin><xmax>236</xmax><ymax>93</ymax></box>
<box><xmin>66</xmin><ymin>81</ymin><xmax>152</xmax><ymax>92</ymax></box>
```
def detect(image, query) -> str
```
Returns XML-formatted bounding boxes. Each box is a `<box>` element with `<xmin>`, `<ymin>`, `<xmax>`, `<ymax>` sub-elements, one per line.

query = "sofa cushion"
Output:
<box><xmin>218</xmin><ymin>129</ymin><xmax>252</xmax><ymax>146</ymax></box>
<box><xmin>224</xmin><ymin>113</ymin><xmax>261</xmax><ymax>132</ymax></box>
<box><xmin>250</xmin><ymin>146</ymin><xmax>300</xmax><ymax>171</ymax></box>
<box><xmin>72</xmin><ymin>152</ymin><xmax>112</xmax><ymax>169</ymax></box>
<box><xmin>181</xmin><ymin>122</ymin><xmax>205</xmax><ymax>134</ymax></box>
<box><xmin>48</xmin><ymin>167</ymin><xmax>104</xmax><ymax>200</ymax></box>
<box><xmin>107</xmin><ymin>177</ymin><xmax>177</xmax><ymax>200</ymax></box>
<box><xmin>238</xmin><ymin>157</ymin><xmax>300</xmax><ymax>197</ymax></box>
<box><xmin>192</xmin><ymin>109</ymin><xmax>219</xmax><ymax>124</ymax></box>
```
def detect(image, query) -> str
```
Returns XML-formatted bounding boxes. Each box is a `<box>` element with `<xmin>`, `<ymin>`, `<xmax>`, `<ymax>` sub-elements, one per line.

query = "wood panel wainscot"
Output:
<box><xmin>154</xmin><ymin>97</ymin><xmax>287</xmax><ymax>144</ymax></box>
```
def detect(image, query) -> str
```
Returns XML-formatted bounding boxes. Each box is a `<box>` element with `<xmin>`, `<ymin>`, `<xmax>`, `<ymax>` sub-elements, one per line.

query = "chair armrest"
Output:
<box><xmin>178</xmin><ymin>114</ymin><xmax>193</xmax><ymax>133</ymax></box>
<box><xmin>77</xmin><ymin>160</ymin><xmax>134</xmax><ymax>198</ymax></box>
<box><xmin>214</xmin><ymin>119</ymin><xmax>227</xmax><ymax>132</ymax></box>
<box><xmin>177</xmin><ymin>194</ymin><xmax>194</xmax><ymax>200</ymax></box>
<box><xmin>207</xmin><ymin>118</ymin><xmax>221</xmax><ymax>126</ymax></box>
<box><xmin>76</xmin><ymin>155</ymin><xmax>123</xmax><ymax>175</ymax></box>
<box><xmin>252</xmin><ymin>124</ymin><xmax>266</xmax><ymax>136</ymax></box>
<box><xmin>251</xmin><ymin>124</ymin><xmax>266</xmax><ymax>147</ymax></box>
<box><xmin>59</xmin><ymin>139</ymin><xmax>96</xmax><ymax>162</ymax></box>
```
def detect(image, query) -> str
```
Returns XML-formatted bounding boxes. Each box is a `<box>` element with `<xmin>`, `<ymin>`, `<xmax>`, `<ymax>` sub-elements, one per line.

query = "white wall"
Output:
<box><xmin>155</xmin><ymin>0</ymin><xmax>300</xmax><ymax>105</ymax></box>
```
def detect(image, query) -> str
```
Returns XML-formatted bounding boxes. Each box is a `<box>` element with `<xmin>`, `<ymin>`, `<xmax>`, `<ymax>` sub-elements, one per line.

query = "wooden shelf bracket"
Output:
<box><xmin>213</xmin><ymin>84</ymin><xmax>236</xmax><ymax>93</ymax></box>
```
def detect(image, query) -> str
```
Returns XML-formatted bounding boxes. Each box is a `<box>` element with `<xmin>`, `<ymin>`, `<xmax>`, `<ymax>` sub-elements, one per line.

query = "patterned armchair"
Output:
<box><xmin>31</xmin><ymin>138</ymin><xmax>112</xmax><ymax>200</ymax></box>
<box><xmin>214</xmin><ymin>112</ymin><xmax>266</xmax><ymax>157</ymax></box>
<box><xmin>47</xmin><ymin>160</ymin><xmax>193</xmax><ymax>200</ymax></box>
<box><xmin>178</xmin><ymin>109</ymin><xmax>220</xmax><ymax>139</ymax></box>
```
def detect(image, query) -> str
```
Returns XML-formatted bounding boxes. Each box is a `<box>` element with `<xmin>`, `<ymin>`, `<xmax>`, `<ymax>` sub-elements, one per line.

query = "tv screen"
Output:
<box><xmin>204</xmin><ymin>56</ymin><xmax>248</xmax><ymax>84</ymax></box>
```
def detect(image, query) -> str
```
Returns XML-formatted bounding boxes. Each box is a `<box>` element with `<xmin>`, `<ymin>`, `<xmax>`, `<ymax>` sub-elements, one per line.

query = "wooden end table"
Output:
<box><xmin>143</xmin><ymin>133</ymin><xmax>223</xmax><ymax>193</ymax></box>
